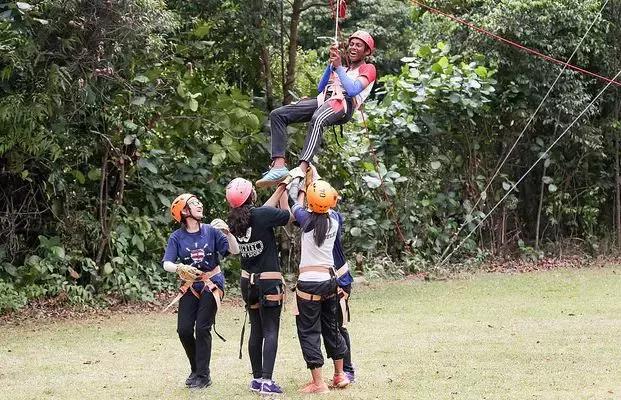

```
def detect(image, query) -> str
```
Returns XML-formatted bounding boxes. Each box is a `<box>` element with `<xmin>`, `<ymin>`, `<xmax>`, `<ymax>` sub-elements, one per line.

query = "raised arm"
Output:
<box><xmin>278</xmin><ymin>186</ymin><xmax>294</xmax><ymax>223</ymax></box>
<box><xmin>264</xmin><ymin>185</ymin><xmax>286</xmax><ymax>207</ymax></box>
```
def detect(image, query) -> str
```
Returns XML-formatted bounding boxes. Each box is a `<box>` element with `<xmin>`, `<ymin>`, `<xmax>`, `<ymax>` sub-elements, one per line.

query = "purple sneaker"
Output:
<box><xmin>249</xmin><ymin>379</ymin><xmax>261</xmax><ymax>392</ymax></box>
<box><xmin>345</xmin><ymin>370</ymin><xmax>355</xmax><ymax>383</ymax></box>
<box><xmin>260</xmin><ymin>380</ymin><xmax>284</xmax><ymax>395</ymax></box>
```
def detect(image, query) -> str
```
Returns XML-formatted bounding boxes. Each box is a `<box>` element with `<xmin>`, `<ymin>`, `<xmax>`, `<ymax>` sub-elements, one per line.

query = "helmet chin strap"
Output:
<box><xmin>189</xmin><ymin>210</ymin><xmax>203</xmax><ymax>222</ymax></box>
<box><xmin>182</xmin><ymin>208</ymin><xmax>203</xmax><ymax>223</ymax></box>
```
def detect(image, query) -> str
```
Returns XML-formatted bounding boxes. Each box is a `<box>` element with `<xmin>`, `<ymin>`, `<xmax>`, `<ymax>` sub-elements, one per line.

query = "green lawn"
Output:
<box><xmin>1</xmin><ymin>267</ymin><xmax>620</xmax><ymax>399</ymax></box>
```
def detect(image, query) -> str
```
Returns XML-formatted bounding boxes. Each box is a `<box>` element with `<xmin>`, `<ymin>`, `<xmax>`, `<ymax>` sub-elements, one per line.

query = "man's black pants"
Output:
<box><xmin>296</xmin><ymin>279</ymin><xmax>347</xmax><ymax>369</ymax></box>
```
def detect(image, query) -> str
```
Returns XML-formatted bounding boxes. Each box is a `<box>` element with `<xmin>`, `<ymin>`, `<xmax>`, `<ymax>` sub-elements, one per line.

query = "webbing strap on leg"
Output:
<box><xmin>338</xmin><ymin>288</ymin><xmax>349</xmax><ymax>328</ymax></box>
<box><xmin>161</xmin><ymin>282</ymin><xmax>191</xmax><ymax>312</ymax></box>
<box><xmin>206</xmin><ymin>286</ymin><xmax>226</xmax><ymax>342</ymax></box>
<box><xmin>238</xmin><ymin>308</ymin><xmax>248</xmax><ymax>359</ymax></box>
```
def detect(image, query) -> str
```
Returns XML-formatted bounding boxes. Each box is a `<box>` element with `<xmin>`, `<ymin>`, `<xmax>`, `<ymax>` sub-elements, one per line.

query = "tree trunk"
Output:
<box><xmin>613</xmin><ymin>95</ymin><xmax>621</xmax><ymax>252</ymax></box>
<box><xmin>95</xmin><ymin>146</ymin><xmax>110</xmax><ymax>266</ymax></box>
<box><xmin>283</xmin><ymin>0</ymin><xmax>303</xmax><ymax>105</ymax></box>
<box><xmin>251</xmin><ymin>0</ymin><xmax>274</xmax><ymax>110</ymax></box>
<box><xmin>261</xmin><ymin>47</ymin><xmax>275</xmax><ymax>111</ymax></box>
<box><xmin>535</xmin><ymin>161</ymin><xmax>548</xmax><ymax>250</ymax></box>
<box><xmin>280</xmin><ymin>0</ymin><xmax>286</xmax><ymax>95</ymax></box>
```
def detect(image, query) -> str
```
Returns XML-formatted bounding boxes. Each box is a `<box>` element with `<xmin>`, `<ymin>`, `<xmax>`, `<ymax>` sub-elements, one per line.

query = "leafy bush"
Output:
<box><xmin>0</xmin><ymin>281</ymin><xmax>27</xmax><ymax>313</ymax></box>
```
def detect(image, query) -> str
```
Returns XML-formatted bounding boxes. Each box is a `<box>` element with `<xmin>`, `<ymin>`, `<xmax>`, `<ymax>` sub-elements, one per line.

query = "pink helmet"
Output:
<box><xmin>349</xmin><ymin>30</ymin><xmax>375</xmax><ymax>53</ymax></box>
<box><xmin>226</xmin><ymin>178</ymin><xmax>254</xmax><ymax>208</ymax></box>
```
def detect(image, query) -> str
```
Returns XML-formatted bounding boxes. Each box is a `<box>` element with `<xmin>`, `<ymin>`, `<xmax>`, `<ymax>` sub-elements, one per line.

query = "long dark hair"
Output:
<box><xmin>302</xmin><ymin>213</ymin><xmax>332</xmax><ymax>247</ymax></box>
<box><xmin>227</xmin><ymin>196</ymin><xmax>253</xmax><ymax>237</ymax></box>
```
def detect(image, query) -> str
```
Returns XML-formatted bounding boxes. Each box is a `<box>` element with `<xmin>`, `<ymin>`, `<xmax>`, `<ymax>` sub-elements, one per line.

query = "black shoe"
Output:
<box><xmin>185</xmin><ymin>372</ymin><xmax>197</xmax><ymax>387</ymax></box>
<box><xmin>188</xmin><ymin>375</ymin><xmax>212</xmax><ymax>389</ymax></box>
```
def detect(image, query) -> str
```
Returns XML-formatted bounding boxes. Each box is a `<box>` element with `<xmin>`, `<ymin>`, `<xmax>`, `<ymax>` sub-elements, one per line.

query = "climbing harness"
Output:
<box><xmin>238</xmin><ymin>270</ymin><xmax>286</xmax><ymax>359</ymax></box>
<box><xmin>162</xmin><ymin>265</ymin><xmax>227</xmax><ymax>341</ymax></box>
<box><xmin>292</xmin><ymin>264</ymin><xmax>350</xmax><ymax>320</ymax></box>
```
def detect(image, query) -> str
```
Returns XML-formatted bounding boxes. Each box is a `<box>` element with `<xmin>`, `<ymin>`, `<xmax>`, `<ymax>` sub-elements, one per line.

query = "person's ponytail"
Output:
<box><xmin>302</xmin><ymin>212</ymin><xmax>332</xmax><ymax>247</ymax></box>
<box><xmin>227</xmin><ymin>197</ymin><xmax>253</xmax><ymax>237</ymax></box>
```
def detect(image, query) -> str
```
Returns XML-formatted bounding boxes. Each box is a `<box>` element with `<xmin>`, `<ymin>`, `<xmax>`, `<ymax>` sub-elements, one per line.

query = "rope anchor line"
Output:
<box><xmin>410</xmin><ymin>0</ymin><xmax>621</xmax><ymax>88</ymax></box>
<box><xmin>432</xmin><ymin>0</ymin><xmax>612</xmax><ymax>264</ymax></box>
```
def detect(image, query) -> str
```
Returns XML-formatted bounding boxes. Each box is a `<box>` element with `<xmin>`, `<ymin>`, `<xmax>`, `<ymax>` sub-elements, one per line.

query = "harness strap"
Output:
<box><xmin>240</xmin><ymin>270</ymin><xmax>287</xmax><ymax>308</ymax></box>
<box><xmin>299</xmin><ymin>265</ymin><xmax>333</xmax><ymax>275</ymax></box>
<box><xmin>299</xmin><ymin>264</ymin><xmax>348</xmax><ymax>278</ymax></box>
<box><xmin>238</xmin><ymin>272</ymin><xmax>286</xmax><ymax>358</ymax></box>
<box><xmin>335</xmin><ymin>263</ymin><xmax>349</xmax><ymax>278</ymax></box>
<box><xmin>239</xmin><ymin>308</ymin><xmax>248</xmax><ymax>359</ymax></box>
<box><xmin>338</xmin><ymin>287</ymin><xmax>350</xmax><ymax>327</ymax></box>
<box><xmin>292</xmin><ymin>287</ymin><xmax>337</xmax><ymax>316</ymax></box>
<box><xmin>162</xmin><ymin>266</ymin><xmax>223</xmax><ymax>312</ymax></box>
<box><xmin>241</xmin><ymin>270</ymin><xmax>284</xmax><ymax>281</ymax></box>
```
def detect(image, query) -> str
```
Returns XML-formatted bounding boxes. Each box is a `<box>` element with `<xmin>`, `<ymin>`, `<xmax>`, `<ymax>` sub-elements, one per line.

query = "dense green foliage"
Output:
<box><xmin>0</xmin><ymin>0</ymin><xmax>619</xmax><ymax>311</ymax></box>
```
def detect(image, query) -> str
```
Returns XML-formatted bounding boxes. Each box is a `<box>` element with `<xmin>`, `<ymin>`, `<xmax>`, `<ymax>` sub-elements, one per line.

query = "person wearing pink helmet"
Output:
<box><xmin>225</xmin><ymin>178</ymin><xmax>292</xmax><ymax>395</ymax></box>
<box><xmin>257</xmin><ymin>30</ymin><xmax>377</xmax><ymax>187</ymax></box>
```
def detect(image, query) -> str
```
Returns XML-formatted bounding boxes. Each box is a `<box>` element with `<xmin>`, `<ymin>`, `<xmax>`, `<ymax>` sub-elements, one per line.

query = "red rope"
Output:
<box><xmin>411</xmin><ymin>0</ymin><xmax>621</xmax><ymax>88</ymax></box>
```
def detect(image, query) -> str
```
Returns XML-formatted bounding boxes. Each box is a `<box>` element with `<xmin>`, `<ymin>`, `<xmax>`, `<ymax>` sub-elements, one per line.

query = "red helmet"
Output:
<box><xmin>226</xmin><ymin>178</ymin><xmax>254</xmax><ymax>208</ymax></box>
<box><xmin>349</xmin><ymin>30</ymin><xmax>375</xmax><ymax>53</ymax></box>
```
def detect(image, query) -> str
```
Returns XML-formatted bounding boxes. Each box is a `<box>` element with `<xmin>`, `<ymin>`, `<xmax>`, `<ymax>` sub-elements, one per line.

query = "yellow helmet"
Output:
<box><xmin>307</xmin><ymin>180</ymin><xmax>338</xmax><ymax>214</ymax></box>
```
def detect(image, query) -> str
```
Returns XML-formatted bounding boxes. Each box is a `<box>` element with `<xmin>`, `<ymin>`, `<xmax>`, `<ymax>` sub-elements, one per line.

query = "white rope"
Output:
<box><xmin>334</xmin><ymin>0</ymin><xmax>340</xmax><ymax>45</ymax></box>
<box><xmin>437</xmin><ymin>0</ymin><xmax>611</xmax><ymax>262</ymax></box>
<box><xmin>439</xmin><ymin>67</ymin><xmax>621</xmax><ymax>266</ymax></box>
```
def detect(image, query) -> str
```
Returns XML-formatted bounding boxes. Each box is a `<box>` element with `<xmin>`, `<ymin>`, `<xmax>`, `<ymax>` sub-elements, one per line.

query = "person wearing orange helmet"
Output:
<box><xmin>224</xmin><ymin>178</ymin><xmax>292</xmax><ymax>395</ymax></box>
<box><xmin>329</xmin><ymin>190</ymin><xmax>356</xmax><ymax>384</ymax></box>
<box><xmin>162</xmin><ymin>193</ymin><xmax>239</xmax><ymax>389</ymax></box>
<box><xmin>256</xmin><ymin>30</ymin><xmax>377</xmax><ymax>188</ymax></box>
<box><xmin>288</xmin><ymin>179</ymin><xmax>350</xmax><ymax>393</ymax></box>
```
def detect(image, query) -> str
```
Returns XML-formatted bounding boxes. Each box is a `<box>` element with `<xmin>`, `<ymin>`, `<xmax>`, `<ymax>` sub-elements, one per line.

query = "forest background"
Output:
<box><xmin>1</xmin><ymin>0</ymin><xmax>620</xmax><ymax>312</ymax></box>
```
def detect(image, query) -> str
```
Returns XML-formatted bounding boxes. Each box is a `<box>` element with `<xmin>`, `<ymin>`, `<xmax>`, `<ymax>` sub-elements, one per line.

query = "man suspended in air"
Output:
<box><xmin>256</xmin><ymin>30</ymin><xmax>377</xmax><ymax>188</ymax></box>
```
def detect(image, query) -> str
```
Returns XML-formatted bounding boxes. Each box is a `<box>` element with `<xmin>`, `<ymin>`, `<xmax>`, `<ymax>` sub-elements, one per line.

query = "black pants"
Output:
<box><xmin>269</xmin><ymin>97</ymin><xmax>354</xmax><ymax>162</ymax></box>
<box><xmin>241</xmin><ymin>277</ymin><xmax>283</xmax><ymax>380</ymax></box>
<box><xmin>296</xmin><ymin>279</ymin><xmax>347</xmax><ymax>369</ymax></box>
<box><xmin>177</xmin><ymin>290</ymin><xmax>217</xmax><ymax>378</ymax></box>
<box><xmin>337</xmin><ymin>285</ymin><xmax>354</xmax><ymax>373</ymax></box>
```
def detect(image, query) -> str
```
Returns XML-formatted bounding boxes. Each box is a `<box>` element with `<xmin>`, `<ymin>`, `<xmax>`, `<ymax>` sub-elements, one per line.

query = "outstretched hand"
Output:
<box><xmin>210</xmin><ymin>218</ymin><xmax>230</xmax><ymax>234</ymax></box>
<box><xmin>176</xmin><ymin>264</ymin><xmax>201</xmax><ymax>281</ymax></box>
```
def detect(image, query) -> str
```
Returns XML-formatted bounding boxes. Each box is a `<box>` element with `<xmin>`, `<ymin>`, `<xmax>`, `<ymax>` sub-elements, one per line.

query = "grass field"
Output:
<box><xmin>1</xmin><ymin>267</ymin><xmax>620</xmax><ymax>400</ymax></box>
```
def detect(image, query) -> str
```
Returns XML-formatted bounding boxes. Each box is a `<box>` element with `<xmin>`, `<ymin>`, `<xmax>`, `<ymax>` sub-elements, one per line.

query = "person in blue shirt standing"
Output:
<box><xmin>331</xmin><ymin>197</ymin><xmax>356</xmax><ymax>383</ymax></box>
<box><xmin>162</xmin><ymin>193</ymin><xmax>239</xmax><ymax>389</ymax></box>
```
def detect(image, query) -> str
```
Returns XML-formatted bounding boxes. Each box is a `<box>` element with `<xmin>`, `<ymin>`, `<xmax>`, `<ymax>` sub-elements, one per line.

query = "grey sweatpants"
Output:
<box><xmin>269</xmin><ymin>97</ymin><xmax>354</xmax><ymax>163</ymax></box>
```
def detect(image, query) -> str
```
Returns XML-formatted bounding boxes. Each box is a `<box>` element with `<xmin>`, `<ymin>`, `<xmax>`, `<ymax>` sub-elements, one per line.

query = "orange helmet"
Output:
<box><xmin>307</xmin><ymin>180</ymin><xmax>338</xmax><ymax>214</ymax></box>
<box><xmin>170</xmin><ymin>193</ymin><xmax>196</xmax><ymax>222</ymax></box>
<box><xmin>327</xmin><ymin>185</ymin><xmax>340</xmax><ymax>208</ymax></box>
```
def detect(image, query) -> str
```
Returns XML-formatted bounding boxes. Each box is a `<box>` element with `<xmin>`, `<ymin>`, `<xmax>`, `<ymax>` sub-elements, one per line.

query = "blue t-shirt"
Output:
<box><xmin>332</xmin><ymin>211</ymin><xmax>353</xmax><ymax>287</ymax></box>
<box><xmin>162</xmin><ymin>223</ymin><xmax>229</xmax><ymax>291</ymax></box>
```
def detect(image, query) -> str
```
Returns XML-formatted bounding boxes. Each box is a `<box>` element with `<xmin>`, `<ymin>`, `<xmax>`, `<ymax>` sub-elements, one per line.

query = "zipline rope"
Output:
<box><xmin>436</xmin><ymin>0</ymin><xmax>611</xmax><ymax>263</ymax></box>
<box><xmin>439</xmin><ymin>67</ymin><xmax>621</xmax><ymax>266</ymax></box>
<box><xmin>331</xmin><ymin>0</ymin><xmax>412</xmax><ymax>251</ymax></box>
<box><xmin>410</xmin><ymin>0</ymin><xmax>621</xmax><ymax>88</ymax></box>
